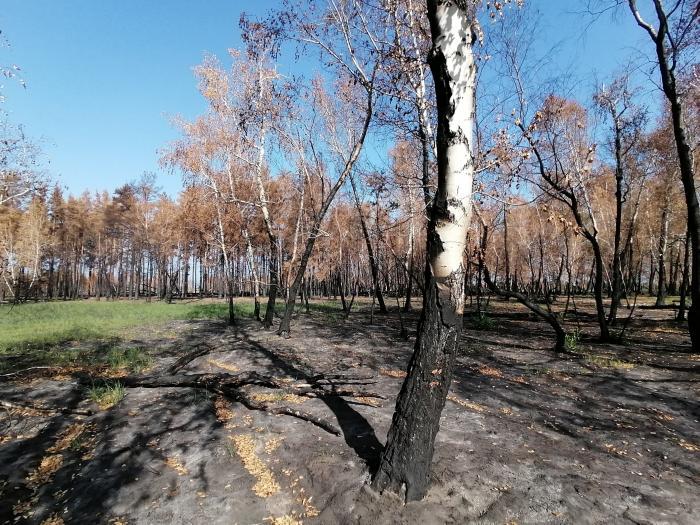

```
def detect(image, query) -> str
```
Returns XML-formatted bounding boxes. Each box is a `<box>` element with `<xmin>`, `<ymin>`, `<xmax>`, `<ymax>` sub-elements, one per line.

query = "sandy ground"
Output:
<box><xmin>1</xmin><ymin>299</ymin><xmax>698</xmax><ymax>524</ymax></box>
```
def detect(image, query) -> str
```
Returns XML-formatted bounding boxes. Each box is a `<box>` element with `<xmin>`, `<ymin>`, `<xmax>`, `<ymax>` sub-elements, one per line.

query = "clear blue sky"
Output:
<box><xmin>1</xmin><ymin>1</ymin><xmax>654</xmax><ymax>197</ymax></box>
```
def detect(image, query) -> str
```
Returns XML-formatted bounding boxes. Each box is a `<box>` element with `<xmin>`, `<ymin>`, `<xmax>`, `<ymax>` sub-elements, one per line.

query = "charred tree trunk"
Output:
<box><xmin>349</xmin><ymin>174</ymin><xmax>387</xmax><ymax>314</ymax></box>
<box><xmin>628</xmin><ymin>0</ymin><xmax>700</xmax><ymax>350</ymax></box>
<box><xmin>678</xmin><ymin>227</ymin><xmax>691</xmax><ymax>322</ymax></box>
<box><xmin>503</xmin><ymin>203</ymin><xmax>511</xmax><ymax>291</ymax></box>
<box><xmin>608</xmin><ymin>117</ymin><xmax>625</xmax><ymax>324</ymax></box>
<box><xmin>590</xmin><ymin>238</ymin><xmax>611</xmax><ymax>341</ymax></box>
<box><xmin>263</xmin><ymin>235</ymin><xmax>279</xmax><ymax>328</ymax></box>
<box><xmin>373</xmin><ymin>0</ymin><xmax>476</xmax><ymax>501</ymax></box>
<box><xmin>655</xmin><ymin>194</ymin><xmax>671</xmax><ymax>307</ymax></box>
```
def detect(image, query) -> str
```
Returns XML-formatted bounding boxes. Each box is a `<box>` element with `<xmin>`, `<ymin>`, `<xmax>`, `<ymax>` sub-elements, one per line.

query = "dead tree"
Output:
<box><xmin>626</xmin><ymin>0</ymin><xmax>700</xmax><ymax>350</ymax></box>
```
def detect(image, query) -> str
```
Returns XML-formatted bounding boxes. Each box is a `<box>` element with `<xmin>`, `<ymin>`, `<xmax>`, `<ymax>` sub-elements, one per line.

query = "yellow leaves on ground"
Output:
<box><xmin>39</xmin><ymin>514</ymin><xmax>64</xmax><ymax>525</ymax></box>
<box><xmin>264</xmin><ymin>437</ymin><xmax>284</xmax><ymax>454</ymax></box>
<box><xmin>353</xmin><ymin>396</ymin><xmax>381</xmax><ymax>407</ymax></box>
<box><xmin>251</xmin><ymin>392</ymin><xmax>307</xmax><ymax>405</ymax></box>
<box><xmin>447</xmin><ymin>394</ymin><xmax>487</xmax><ymax>413</ymax></box>
<box><xmin>164</xmin><ymin>456</ymin><xmax>188</xmax><ymax>476</ymax></box>
<box><xmin>379</xmin><ymin>368</ymin><xmax>406</xmax><ymax>378</ymax></box>
<box><xmin>477</xmin><ymin>365</ymin><xmax>503</xmax><ymax>378</ymax></box>
<box><xmin>678</xmin><ymin>439</ymin><xmax>699</xmax><ymax>452</ymax></box>
<box><xmin>214</xmin><ymin>396</ymin><xmax>236</xmax><ymax>429</ymax></box>
<box><xmin>1</xmin><ymin>433</ymin><xmax>28</xmax><ymax>444</ymax></box>
<box><xmin>603</xmin><ymin>443</ymin><xmax>628</xmax><ymax>457</ymax></box>
<box><xmin>264</xmin><ymin>516</ymin><xmax>302</xmax><ymax>525</ymax></box>
<box><xmin>287</xmin><ymin>471</ymin><xmax>319</xmax><ymax>518</ymax></box>
<box><xmin>229</xmin><ymin>434</ymin><xmax>280</xmax><ymax>498</ymax></box>
<box><xmin>26</xmin><ymin>454</ymin><xmax>63</xmax><ymax>489</ymax></box>
<box><xmin>47</xmin><ymin>423</ymin><xmax>86</xmax><ymax>453</ymax></box>
<box><xmin>207</xmin><ymin>359</ymin><xmax>240</xmax><ymax>373</ymax></box>
<box><xmin>15</xmin><ymin>421</ymin><xmax>97</xmax><ymax>520</ymax></box>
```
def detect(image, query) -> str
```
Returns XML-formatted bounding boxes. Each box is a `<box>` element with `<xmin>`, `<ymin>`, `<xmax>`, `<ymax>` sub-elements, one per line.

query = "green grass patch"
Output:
<box><xmin>472</xmin><ymin>313</ymin><xmax>495</xmax><ymax>330</ymax></box>
<box><xmin>107</xmin><ymin>347</ymin><xmax>153</xmax><ymax>374</ymax></box>
<box><xmin>88</xmin><ymin>381</ymin><xmax>126</xmax><ymax>409</ymax></box>
<box><xmin>0</xmin><ymin>299</ymin><xmax>253</xmax><ymax>354</ymax></box>
<box><xmin>584</xmin><ymin>355</ymin><xmax>635</xmax><ymax>369</ymax></box>
<box><xmin>565</xmin><ymin>329</ymin><xmax>581</xmax><ymax>352</ymax></box>
<box><xmin>306</xmin><ymin>301</ymin><xmax>343</xmax><ymax>315</ymax></box>
<box><xmin>0</xmin><ymin>343</ymin><xmax>157</xmax><ymax>375</ymax></box>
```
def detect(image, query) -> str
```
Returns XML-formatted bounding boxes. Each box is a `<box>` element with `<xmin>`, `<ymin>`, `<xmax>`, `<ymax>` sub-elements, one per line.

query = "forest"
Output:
<box><xmin>0</xmin><ymin>1</ymin><xmax>698</xmax><ymax>524</ymax></box>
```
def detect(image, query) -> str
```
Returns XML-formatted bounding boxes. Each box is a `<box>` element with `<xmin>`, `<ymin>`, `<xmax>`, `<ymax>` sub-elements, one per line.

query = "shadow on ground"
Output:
<box><xmin>1</xmin><ymin>298</ymin><xmax>698</xmax><ymax>524</ymax></box>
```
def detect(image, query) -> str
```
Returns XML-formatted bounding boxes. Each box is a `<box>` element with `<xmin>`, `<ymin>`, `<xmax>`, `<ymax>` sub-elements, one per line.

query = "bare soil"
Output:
<box><xmin>1</xmin><ymin>298</ymin><xmax>698</xmax><ymax>524</ymax></box>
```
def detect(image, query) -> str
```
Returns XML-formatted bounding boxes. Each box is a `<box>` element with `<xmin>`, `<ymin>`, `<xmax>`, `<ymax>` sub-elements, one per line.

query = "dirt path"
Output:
<box><xmin>1</xmin><ymin>302</ymin><xmax>698</xmax><ymax>524</ymax></box>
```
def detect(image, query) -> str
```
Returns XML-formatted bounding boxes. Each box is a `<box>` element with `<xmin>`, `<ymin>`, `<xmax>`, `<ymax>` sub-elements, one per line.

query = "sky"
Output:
<box><xmin>0</xmin><ymin>0</ymin><xmax>657</xmax><ymax>198</ymax></box>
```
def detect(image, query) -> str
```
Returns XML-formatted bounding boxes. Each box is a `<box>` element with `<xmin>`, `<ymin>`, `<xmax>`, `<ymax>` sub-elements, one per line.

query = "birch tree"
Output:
<box><xmin>269</xmin><ymin>0</ymin><xmax>387</xmax><ymax>336</ymax></box>
<box><xmin>163</xmin><ymin>116</ymin><xmax>239</xmax><ymax>325</ymax></box>
<box><xmin>276</xmin><ymin>77</ymin><xmax>374</xmax><ymax>336</ymax></box>
<box><xmin>593</xmin><ymin>74</ymin><xmax>646</xmax><ymax>323</ymax></box>
<box><xmin>373</xmin><ymin>0</ymin><xmax>479</xmax><ymax>502</ymax></box>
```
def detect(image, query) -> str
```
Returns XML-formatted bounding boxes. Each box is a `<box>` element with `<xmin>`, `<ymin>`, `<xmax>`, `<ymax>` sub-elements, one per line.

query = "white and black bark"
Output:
<box><xmin>373</xmin><ymin>0</ymin><xmax>476</xmax><ymax>501</ymax></box>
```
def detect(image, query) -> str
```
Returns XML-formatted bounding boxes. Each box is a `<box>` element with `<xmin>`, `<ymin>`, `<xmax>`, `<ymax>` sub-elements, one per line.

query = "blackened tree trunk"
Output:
<box><xmin>227</xmin><ymin>276</ymin><xmax>235</xmax><ymax>326</ymax></box>
<box><xmin>678</xmin><ymin>227</ymin><xmax>691</xmax><ymax>321</ymax></box>
<box><xmin>590</xmin><ymin>238</ymin><xmax>611</xmax><ymax>341</ymax></box>
<box><xmin>628</xmin><ymin>0</ymin><xmax>700</xmax><ymax>350</ymax></box>
<box><xmin>503</xmin><ymin>202</ymin><xmax>511</xmax><ymax>291</ymax></box>
<box><xmin>277</xmin><ymin>86</ymin><xmax>374</xmax><ymax>337</ymax></box>
<box><xmin>403</xmin><ymin>253</ymin><xmax>414</xmax><ymax>312</ymax></box>
<box><xmin>373</xmin><ymin>0</ymin><xmax>476</xmax><ymax>501</ymax></box>
<box><xmin>655</xmin><ymin>194</ymin><xmax>671</xmax><ymax>307</ymax></box>
<box><xmin>608</xmin><ymin>117</ymin><xmax>625</xmax><ymax>323</ymax></box>
<box><xmin>349</xmin><ymin>173</ymin><xmax>387</xmax><ymax>314</ymax></box>
<box><xmin>263</xmin><ymin>236</ymin><xmax>279</xmax><ymax>328</ymax></box>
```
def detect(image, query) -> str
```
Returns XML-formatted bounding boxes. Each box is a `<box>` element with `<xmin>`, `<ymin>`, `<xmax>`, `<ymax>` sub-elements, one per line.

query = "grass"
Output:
<box><xmin>0</xmin><ymin>343</ymin><xmax>158</xmax><ymax>375</ymax></box>
<box><xmin>565</xmin><ymin>329</ymin><xmax>582</xmax><ymax>352</ymax></box>
<box><xmin>584</xmin><ymin>355</ymin><xmax>635</xmax><ymax>369</ymax></box>
<box><xmin>472</xmin><ymin>313</ymin><xmax>495</xmax><ymax>330</ymax></box>
<box><xmin>107</xmin><ymin>346</ymin><xmax>153</xmax><ymax>374</ymax></box>
<box><xmin>0</xmin><ymin>299</ymin><xmax>254</xmax><ymax>354</ymax></box>
<box><xmin>0</xmin><ymin>298</ymin><xmax>346</xmax><ymax>374</ymax></box>
<box><xmin>88</xmin><ymin>381</ymin><xmax>126</xmax><ymax>409</ymax></box>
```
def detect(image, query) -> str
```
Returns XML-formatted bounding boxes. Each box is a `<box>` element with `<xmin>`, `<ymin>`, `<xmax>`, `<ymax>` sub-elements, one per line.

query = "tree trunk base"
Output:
<box><xmin>688</xmin><ymin>305</ymin><xmax>699</xmax><ymax>352</ymax></box>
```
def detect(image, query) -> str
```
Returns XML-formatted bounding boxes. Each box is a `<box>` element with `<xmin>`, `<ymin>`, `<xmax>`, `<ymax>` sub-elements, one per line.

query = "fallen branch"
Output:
<box><xmin>168</xmin><ymin>343</ymin><xmax>215</xmax><ymax>374</ymax></box>
<box><xmin>233</xmin><ymin>390</ymin><xmax>342</xmax><ymax>435</ymax></box>
<box><xmin>0</xmin><ymin>398</ymin><xmax>93</xmax><ymax>416</ymax></box>
<box><xmin>79</xmin><ymin>370</ymin><xmax>383</xmax><ymax>435</ymax></box>
<box><xmin>0</xmin><ymin>366</ymin><xmax>61</xmax><ymax>379</ymax></box>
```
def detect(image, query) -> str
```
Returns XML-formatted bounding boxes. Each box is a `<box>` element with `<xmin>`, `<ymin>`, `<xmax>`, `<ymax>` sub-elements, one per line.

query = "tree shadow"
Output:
<box><xmin>237</xmin><ymin>330</ymin><xmax>383</xmax><ymax>471</ymax></box>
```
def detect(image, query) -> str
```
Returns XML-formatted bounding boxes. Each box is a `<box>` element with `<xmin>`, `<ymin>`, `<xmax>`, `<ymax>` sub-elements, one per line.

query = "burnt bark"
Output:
<box><xmin>678</xmin><ymin>227</ymin><xmax>691</xmax><ymax>322</ymax></box>
<box><xmin>349</xmin><ymin>174</ymin><xmax>387</xmax><ymax>314</ymax></box>
<box><xmin>655</xmin><ymin>195</ymin><xmax>671</xmax><ymax>307</ymax></box>
<box><xmin>263</xmin><ymin>235</ymin><xmax>279</xmax><ymax>328</ymax></box>
<box><xmin>278</xmin><ymin>84</ymin><xmax>374</xmax><ymax>336</ymax></box>
<box><xmin>372</xmin><ymin>260</ymin><xmax>463</xmax><ymax>500</ymax></box>
<box><xmin>608</xmin><ymin>118</ymin><xmax>625</xmax><ymax>323</ymax></box>
<box><xmin>628</xmin><ymin>0</ymin><xmax>700</xmax><ymax>349</ymax></box>
<box><xmin>372</xmin><ymin>0</ymin><xmax>475</xmax><ymax>501</ymax></box>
